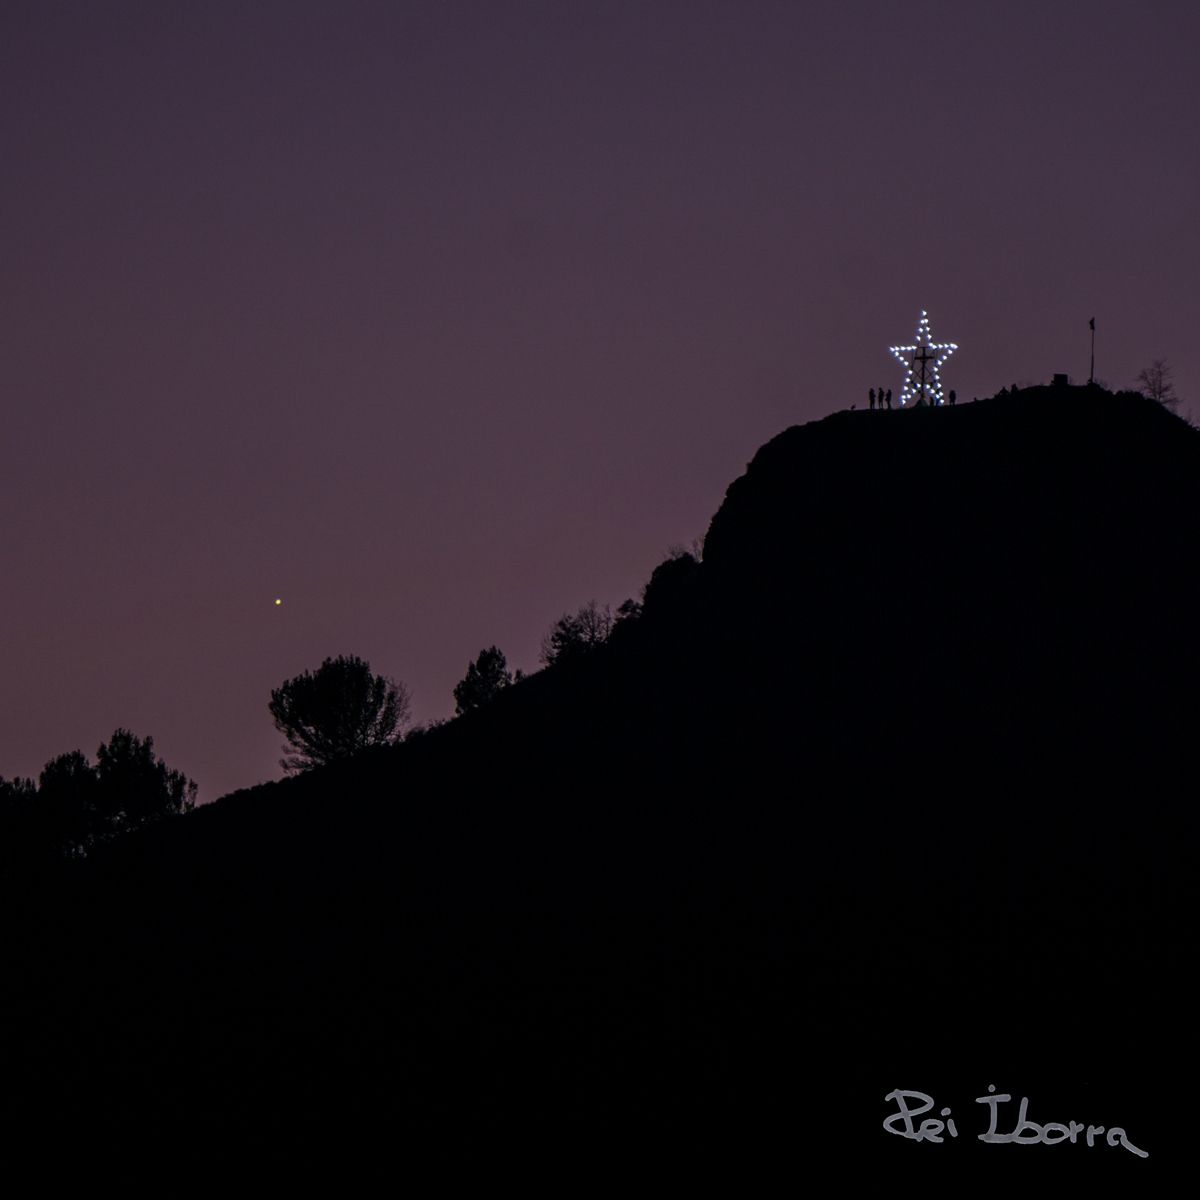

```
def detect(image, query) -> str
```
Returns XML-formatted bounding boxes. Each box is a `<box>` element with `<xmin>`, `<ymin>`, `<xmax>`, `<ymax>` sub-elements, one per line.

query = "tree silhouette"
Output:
<box><xmin>94</xmin><ymin>728</ymin><xmax>197</xmax><ymax>838</ymax></box>
<box><xmin>0</xmin><ymin>775</ymin><xmax>38</xmax><ymax>870</ymax></box>
<box><xmin>37</xmin><ymin>749</ymin><xmax>101</xmax><ymax>856</ymax></box>
<box><xmin>1137</xmin><ymin>359</ymin><xmax>1178</xmax><ymax>410</ymax></box>
<box><xmin>269</xmin><ymin>654</ymin><xmax>411</xmax><ymax>773</ymax></box>
<box><xmin>615</xmin><ymin>598</ymin><xmax>642</xmax><ymax>624</ymax></box>
<box><xmin>539</xmin><ymin>599</ymin><xmax>614</xmax><ymax>667</ymax></box>
<box><xmin>4</xmin><ymin>732</ymin><xmax>197</xmax><ymax>860</ymax></box>
<box><xmin>454</xmin><ymin>646</ymin><xmax>514</xmax><ymax>715</ymax></box>
<box><xmin>0</xmin><ymin>775</ymin><xmax>36</xmax><ymax>809</ymax></box>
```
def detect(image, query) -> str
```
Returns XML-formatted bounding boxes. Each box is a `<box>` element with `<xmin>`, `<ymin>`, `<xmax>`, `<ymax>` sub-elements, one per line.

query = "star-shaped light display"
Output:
<box><xmin>888</xmin><ymin>310</ymin><xmax>958</xmax><ymax>406</ymax></box>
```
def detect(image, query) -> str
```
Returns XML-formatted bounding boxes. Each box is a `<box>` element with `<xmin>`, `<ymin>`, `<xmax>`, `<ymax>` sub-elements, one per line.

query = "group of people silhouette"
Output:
<box><xmin>868</xmin><ymin>387</ymin><xmax>959</xmax><ymax>409</ymax></box>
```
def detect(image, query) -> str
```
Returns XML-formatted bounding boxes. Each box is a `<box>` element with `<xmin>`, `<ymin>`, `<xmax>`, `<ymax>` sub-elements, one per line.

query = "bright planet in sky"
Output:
<box><xmin>274</xmin><ymin>599</ymin><xmax>282</xmax><ymax>606</ymax></box>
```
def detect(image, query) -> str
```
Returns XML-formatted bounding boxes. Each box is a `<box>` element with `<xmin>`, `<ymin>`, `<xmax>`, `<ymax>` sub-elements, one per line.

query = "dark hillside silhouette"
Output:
<box><xmin>3</xmin><ymin>385</ymin><xmax>1196</xmax><ymax>1184</ymax></box>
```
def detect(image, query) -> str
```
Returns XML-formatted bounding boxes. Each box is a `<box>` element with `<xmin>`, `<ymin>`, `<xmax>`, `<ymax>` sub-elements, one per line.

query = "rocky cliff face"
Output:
<box><xmin>697</xmin><ymin>386</ymin><xmax>1199</xmax><ymax>759</ymax></box>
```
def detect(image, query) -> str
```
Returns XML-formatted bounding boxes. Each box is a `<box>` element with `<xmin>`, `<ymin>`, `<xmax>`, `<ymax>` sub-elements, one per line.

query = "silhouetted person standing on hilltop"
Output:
<box><xmin>869</xmin><ymin>387</ymin><xmax>876</xmax><ymax>410</ymax></box>
<box><xmin>885</xmin><ymin>388</ymin><xmax>892</xmax><ymax>409</ymax></box>
<box><xmin>1011</xmin><ymin>382</ymin><xmax>1019</xmax><ymax>394</ymax></box>
<box><xmin>949</xmin><ymin>389</ymin><xmax>956</xmax><ymax>406</ymax></box>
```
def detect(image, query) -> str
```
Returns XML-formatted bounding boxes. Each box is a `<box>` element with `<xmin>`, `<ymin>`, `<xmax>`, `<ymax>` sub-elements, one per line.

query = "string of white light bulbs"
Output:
<box><xmin>888</xmin><ymin>310</ymin><xmax>958</xmax><ymax>406</ymax></box>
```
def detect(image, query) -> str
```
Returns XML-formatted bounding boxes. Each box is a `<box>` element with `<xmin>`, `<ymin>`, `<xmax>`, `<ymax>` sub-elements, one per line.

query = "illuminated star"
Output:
<box><xmin>274</xmin><ymin>598</ymin><xmax>282</xmax><ymax>606</ymax></box>
<box><xmin>888</xmin><ymin>310</ymin><xmax>958</xmax><ymax>407</ymax></box>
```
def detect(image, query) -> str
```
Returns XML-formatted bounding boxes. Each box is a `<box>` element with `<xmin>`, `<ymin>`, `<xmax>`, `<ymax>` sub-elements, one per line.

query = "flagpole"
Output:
<box><xmin>1089</xmin><ymin>318</ymin><xmax>1095</xmax><ymax>384</ymax></box>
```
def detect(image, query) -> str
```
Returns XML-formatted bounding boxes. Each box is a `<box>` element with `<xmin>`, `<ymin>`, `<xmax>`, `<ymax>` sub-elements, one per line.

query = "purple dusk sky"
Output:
<box><xmin>2</xmin><ymin>1</ymin><xmax>1197</xmax><ymax>801</ymax></box>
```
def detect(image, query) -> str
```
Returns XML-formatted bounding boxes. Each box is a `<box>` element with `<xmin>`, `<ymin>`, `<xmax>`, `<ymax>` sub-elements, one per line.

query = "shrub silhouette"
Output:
<box><xmin>1137</xmin><ymin>358</ymin><xmax>1179</xmax><ymax>410</ymax></box>
<box><xmin>269</xmin><ymin>654</ymin><xmax>411</xmax><ymax>773</ymax></box>
<box><xmin>539</xmin><ymin>599</ymin><xmax>614</xmax><ymax>666</ymax></box>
